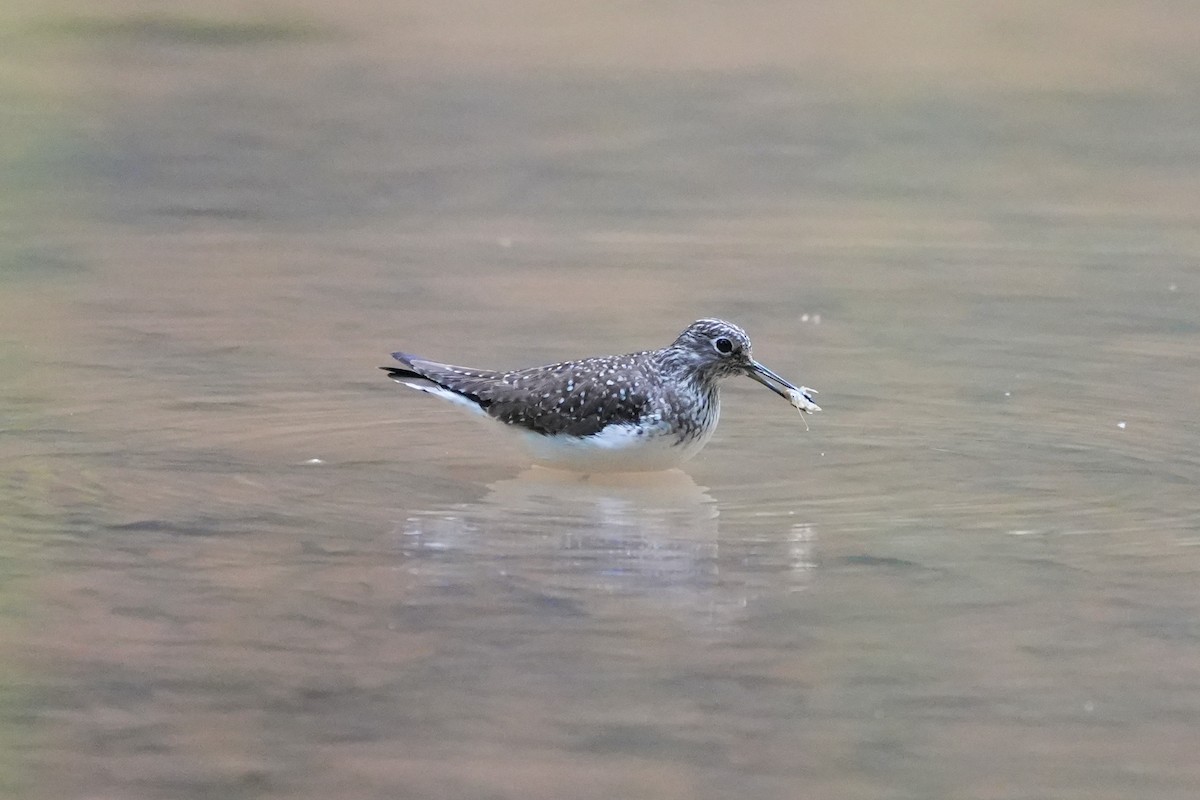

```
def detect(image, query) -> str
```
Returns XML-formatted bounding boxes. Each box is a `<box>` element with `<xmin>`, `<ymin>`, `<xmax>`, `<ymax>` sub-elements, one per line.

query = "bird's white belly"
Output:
<box><xmin>403</xmin><ymin>378</ymin><xmax>723</xmax><ymax>472</ymax></box>
<box><xmin>514</xmin><ymin>419</ymin><xmax>717</xmax><ymax>473</ymax></box>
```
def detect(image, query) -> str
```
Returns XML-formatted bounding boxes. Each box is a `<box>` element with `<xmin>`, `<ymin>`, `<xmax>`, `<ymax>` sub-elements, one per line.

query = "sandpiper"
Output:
<box><xmin>381</xmin><ymin>318</ymin><xmax>820</xmax><ymax>472</ymax></box>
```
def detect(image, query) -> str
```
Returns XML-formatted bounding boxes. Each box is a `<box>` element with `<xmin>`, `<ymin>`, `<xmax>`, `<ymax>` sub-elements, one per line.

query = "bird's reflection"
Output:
<box><xmin>394</xmin><ymin>468</ymin><xmax>816</xmax><ymax>629</ymax></box>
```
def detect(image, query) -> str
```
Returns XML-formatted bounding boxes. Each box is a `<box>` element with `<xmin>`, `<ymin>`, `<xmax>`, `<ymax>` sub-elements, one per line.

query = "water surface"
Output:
<box><xmin>4</xmin><ymin>2</ymin><xmax>1200</xmax><ymax>798</ymax></box>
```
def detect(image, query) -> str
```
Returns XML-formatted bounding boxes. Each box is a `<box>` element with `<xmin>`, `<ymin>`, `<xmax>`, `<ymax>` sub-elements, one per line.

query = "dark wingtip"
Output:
<box><xmin>385</xmin><ymin>352</ymin><xmax>421</xmax><ymax>377</ymax></box>
<box><xmin>391</xmin><ymin>351</ymin><xmax>418</xmax><ymax>365</ymax></box>
<box><xmin>381</xmin><ymin>365</ymin><xmax>422</xmax><ymax>380</ymax></box>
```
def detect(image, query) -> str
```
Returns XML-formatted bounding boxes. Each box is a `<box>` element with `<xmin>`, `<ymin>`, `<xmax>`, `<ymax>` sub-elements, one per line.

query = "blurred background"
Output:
<box><xmin>3</xmin><ymin>1</ymin><xmax>1199</xmax><ymax>798</ymax></box>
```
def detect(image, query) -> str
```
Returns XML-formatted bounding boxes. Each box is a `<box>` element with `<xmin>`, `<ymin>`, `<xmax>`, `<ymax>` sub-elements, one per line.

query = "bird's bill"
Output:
<box><xmin>746</xmin><ymin>360</ymin><xmax>821</xmax><ymax>411</ymax></box>
<box><xmin>746</xmin><ymin>360</ymin><xmax>799</xmax><ymax>399</ymax></box>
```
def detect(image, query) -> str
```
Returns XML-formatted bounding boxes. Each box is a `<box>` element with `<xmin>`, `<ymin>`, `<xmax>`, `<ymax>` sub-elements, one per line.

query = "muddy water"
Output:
<box><xmin>4</xmin><ymin>2</ymin><xmax>1200</xmax><ymax>798</ymax></box>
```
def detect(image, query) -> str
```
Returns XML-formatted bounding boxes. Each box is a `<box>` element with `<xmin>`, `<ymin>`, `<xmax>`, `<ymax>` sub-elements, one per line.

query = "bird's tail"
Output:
<box><xmin>380</xmin><ymin>352</ymin><xmax>502</xmax><ymax>415</ymax></box>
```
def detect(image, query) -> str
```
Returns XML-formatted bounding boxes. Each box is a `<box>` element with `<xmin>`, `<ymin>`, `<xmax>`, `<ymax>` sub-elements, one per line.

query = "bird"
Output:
<box><xmin>381</xmin><ymin>318</ymin><xmax>819</xmax><ymax>472</ymax></box>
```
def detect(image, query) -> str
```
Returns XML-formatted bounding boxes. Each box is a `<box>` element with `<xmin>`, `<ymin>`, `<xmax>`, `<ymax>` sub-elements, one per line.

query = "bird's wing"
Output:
<box><xmin>383</xmin><ymin>353</ymin><xmax>653</xmax><ymax>437</ymax></box>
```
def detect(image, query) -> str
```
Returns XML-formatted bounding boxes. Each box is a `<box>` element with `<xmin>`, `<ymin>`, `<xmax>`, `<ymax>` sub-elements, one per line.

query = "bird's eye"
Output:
<box><xmin>714</xmin><ymin>337</ymin><xmax>734</xmax><ymax>354</ymax></box>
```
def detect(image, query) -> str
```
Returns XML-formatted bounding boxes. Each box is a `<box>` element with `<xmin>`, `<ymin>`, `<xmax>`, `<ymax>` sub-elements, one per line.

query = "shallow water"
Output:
<box><xmin>4</xmin><ymin>2</ymin><xmax>1200</xmax><ymax>798</ymax></box>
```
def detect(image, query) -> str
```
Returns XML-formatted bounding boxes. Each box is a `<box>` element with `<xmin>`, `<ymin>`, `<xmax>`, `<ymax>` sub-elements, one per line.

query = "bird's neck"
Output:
<box><xmin>656</xmin><ymin>346</ymin><xmax>711</xmax><ymax>381</ymax></box>
<box><xmin>654</xmin><ymin>347</ymin><xmax>722</xmax><ymax>400</ymax></box>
